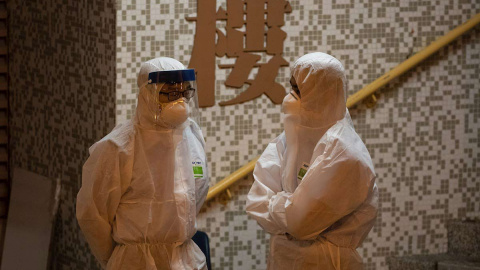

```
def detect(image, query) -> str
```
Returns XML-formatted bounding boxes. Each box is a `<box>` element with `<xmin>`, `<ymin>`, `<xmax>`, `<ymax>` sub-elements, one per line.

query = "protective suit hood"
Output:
<box><xmin>291</xmin><ymin>52</ymin><xmax>347</xmax><ymax>128</ymax></box>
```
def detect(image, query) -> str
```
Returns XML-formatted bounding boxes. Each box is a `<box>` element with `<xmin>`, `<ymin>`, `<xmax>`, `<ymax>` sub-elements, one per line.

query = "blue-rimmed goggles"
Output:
<box><xmin>148</xmin><ymin>69</ymin><xmax>196</xmax><ymax>84</ymax></box>
<box><xmin>147</xmin><ymin>69</ymin><xmax>197</xmax><ymax>103</ymax></box>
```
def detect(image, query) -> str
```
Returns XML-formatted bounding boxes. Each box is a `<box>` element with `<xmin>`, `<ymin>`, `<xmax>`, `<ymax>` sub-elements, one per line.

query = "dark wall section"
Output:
<box><xmin>8</xmin><ymin>0</ymin><xmax>116</xmax><ymax>268</ymax></box>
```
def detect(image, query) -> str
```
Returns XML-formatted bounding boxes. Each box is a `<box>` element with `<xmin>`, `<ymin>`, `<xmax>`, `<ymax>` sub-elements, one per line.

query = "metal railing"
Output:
<box><xmin>206</xmin><ymin>13</ymin><xmax>480</xmax><ymax>203</ymax></box>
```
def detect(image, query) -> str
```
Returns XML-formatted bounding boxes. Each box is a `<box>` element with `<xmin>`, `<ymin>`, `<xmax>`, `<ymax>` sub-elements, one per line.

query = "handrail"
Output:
<box><xmin>346</xmin><ymin>13</ymin><xmax>480</xmax><ymax>108</ymax></box>
<box><xmin>206</xmin><ymin>157</ymin><xmax>259</xmax><ymax>201</ymax></box>
<box><xmin>206</xmin><ymin>13</ymin><xmax>480</xmax><ymax>202</ymax></box>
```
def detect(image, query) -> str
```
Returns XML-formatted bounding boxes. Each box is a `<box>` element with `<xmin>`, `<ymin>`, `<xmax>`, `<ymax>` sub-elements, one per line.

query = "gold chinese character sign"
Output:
<box><xmin>187</xmin><ymin>0</ymin><xmax>292</xmax><ymax>107</ymax></box>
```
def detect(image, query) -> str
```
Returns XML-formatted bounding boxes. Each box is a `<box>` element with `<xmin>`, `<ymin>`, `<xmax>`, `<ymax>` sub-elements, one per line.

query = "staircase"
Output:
<box><xmin>387</xmin><ymin>220</ymin><xmax>480</xmax><ymax>270</ymax></box>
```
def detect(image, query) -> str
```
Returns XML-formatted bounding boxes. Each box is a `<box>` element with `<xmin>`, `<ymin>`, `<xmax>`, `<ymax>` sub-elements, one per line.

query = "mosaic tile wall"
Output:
<box><xmin>9</xmin><ymin>0</ymin><xmax>117</xmax><ymax>269</ymax></box>
<box><xmin>116</xmin><ymin>1</ymin><xmax>480</xmax><ymax>269</ymax></box>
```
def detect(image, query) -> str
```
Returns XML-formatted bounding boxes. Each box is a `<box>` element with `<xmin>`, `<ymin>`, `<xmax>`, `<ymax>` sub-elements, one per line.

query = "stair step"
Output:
<box><xmin>438</xmin><ymin>260</ymin><xmax>480</xmax><ymax>270</ymax></box>
<box><xmin>388</xmin><ymin>254</ymin><xmax>480</xmax><ymax>270</ymax></box>
<box><xmin>447</xmin><ymin>220</ymin><xmax>480</xmax><ymax>260</ymax></box>
<box><xmin>387</xmin><ymin>254</ymin><xmax>444</xmax><ymax>270</ymax></box>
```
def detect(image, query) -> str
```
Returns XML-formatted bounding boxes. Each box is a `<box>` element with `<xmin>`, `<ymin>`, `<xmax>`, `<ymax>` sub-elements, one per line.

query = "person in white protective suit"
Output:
<box><xmin>77</xmin><ymin>57</ymin><xmax>209</xmax><ymax>270</ymax></box>
<box><xmin>246</xmin><ymin>52</ymin><xmax>378</xmax><ymax>270</ymax></box>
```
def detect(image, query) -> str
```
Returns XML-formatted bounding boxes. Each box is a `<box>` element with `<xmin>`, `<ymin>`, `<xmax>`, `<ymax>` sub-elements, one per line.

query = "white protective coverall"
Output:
<box><xmin>246</xmin><ymin>52</ymin><xmax>378</xmax><ymax>270</ymax></box>
<box><xmin>77</xmin><ymin>57</ymin><xmax>209</xmax><ymax>270</ymax></box>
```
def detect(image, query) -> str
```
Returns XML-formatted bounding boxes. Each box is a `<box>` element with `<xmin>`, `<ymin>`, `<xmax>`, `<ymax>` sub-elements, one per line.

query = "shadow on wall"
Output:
<box><xmin>7</xmin><ymin>0</ymin><xmax>117</xmax><ymax>268</ymax></box>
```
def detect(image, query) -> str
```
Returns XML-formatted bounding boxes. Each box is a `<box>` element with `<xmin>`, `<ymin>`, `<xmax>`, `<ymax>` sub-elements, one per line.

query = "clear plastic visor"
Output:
<box><xmin>146</xmin><ymin>69</ymin><xmax>200</xmax><ymax>125</ymax></box>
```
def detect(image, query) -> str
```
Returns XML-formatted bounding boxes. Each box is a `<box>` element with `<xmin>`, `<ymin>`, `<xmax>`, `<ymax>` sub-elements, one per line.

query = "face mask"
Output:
<box><xmin>157</xmin><ymin>98</ymin><xmax>189</xmax><ymax>128</ymax></box>
<box><xmin>282</xmin><ymin>91</ymin><xmax>301</xmax><ymax>115</ymax></box>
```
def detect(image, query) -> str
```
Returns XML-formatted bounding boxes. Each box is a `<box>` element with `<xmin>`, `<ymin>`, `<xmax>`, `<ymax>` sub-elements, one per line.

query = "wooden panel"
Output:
<box><xmin>0</xmin><ymin>182</ymin><xmax>7</xmax><ymax>198</ymax></box>
<box><xmin>0</xmin><ymin>39</ymin><xmax>6</xmax><ymax>55</ymax></box>
<box><xmin>0</xmin><ymin>129</ymin><xmax>6</xmax><ymax>144</ymax></box>
<box><xmin>0</xmin><ymin>201</ymin><xmax>6</xmax><ymax>217</ymax></box>
<box><xmin>0</xmin><ymin>92</ymin><xmax>6</xmax><ymax>109</ymax></box>
<box><xmin>0</xmin><ymin>0</ymin><xmax>7</xmax><ymax>260</ymax></box>
<box><xmin>0</xmin><ymin>164</ymin><xmax>7</xmax><ymax>180</ymax></box>
<box><xmin>0</xmin><ymin>74</ymin><xmax>6</xmax><ymax>91</ymax></box>
<box><xmin>0</xmin><ymin>148</ymin><xmax>7</xmax><ymax>162</ymax></box>
<box><xmin>0</xmin><ymin>56</ymin><xmax>6</xmax><ymax>73</ymax></box>
<box><xmin>0</xmin><ymin>111</ymin><xmax>6</xmax><ymax>127</ymax></box>
<box><xmin>0</xmin><ymin>3</ymin><xmax>6</xmax><ymax>19</ymax></box>
<box><xmin>0</xmin><ymin>21</ymin><xmax>5</xmax><ymax>37</ymax></box>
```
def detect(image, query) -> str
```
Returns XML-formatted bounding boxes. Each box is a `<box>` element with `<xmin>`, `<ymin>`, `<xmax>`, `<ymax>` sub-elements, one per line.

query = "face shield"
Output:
<box><xmin>144</xmin><ymin>69</ymin><xmax>200</xmax><ymax>128</ymax></box>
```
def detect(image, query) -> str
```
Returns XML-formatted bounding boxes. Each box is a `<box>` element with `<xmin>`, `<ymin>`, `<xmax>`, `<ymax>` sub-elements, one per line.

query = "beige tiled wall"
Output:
<box><xmin>10</xmin><ymin>0</ymin><xmax>479</xmax><ymax>269</ymax></box>
<box><xmin>116</xmin><ymin>1</ymin><xmax>480</xmax><ymax>269</ymax></box>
